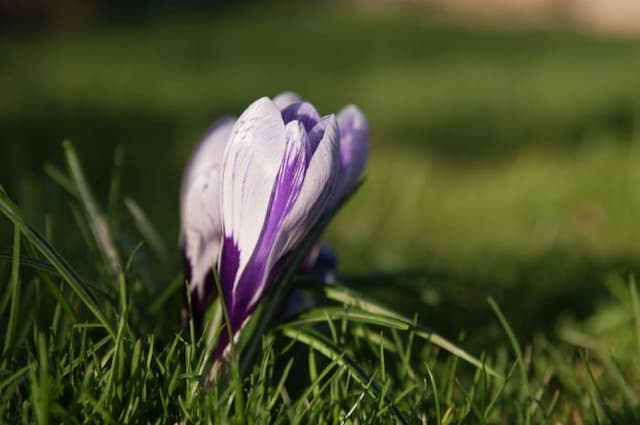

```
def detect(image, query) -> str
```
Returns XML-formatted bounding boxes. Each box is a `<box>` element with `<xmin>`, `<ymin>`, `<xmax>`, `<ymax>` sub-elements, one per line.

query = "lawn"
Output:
<box><xmin>2</xmin><ymin>3</ymin><xmax>640</xmax><ymax>423</ymax></box>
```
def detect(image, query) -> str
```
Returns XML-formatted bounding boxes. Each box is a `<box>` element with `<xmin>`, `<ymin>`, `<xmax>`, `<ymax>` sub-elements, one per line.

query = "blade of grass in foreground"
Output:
<box><xmin>304</xmin><ymin>283</ymin><xmax>501</xmax><ymax>378</ymax></box>
<box><xmin>0</xmin><ymin>189</ymin><xmax>115</xmax><ymax>339</ymax></box>
<box><xmin>488</xmin><ymin>297</ymin><xmax>530</xmax><ymax>424</ymax></box>
<box><xmin>0</xmin><ymin>254</ymin><xmax>108</xmax><ymax>298</ymax></box>
<box><xmin>281</xmin><ymin>326</ymin><xmax>409</xmax><ymax>425</ymax></box>
<box><xmin>212</xmin><ymin>270</ymin><xmax>246</xmax><ymax>423</ymax></box>
<box><xmin>3</xmin><ymin>226</ymin><xmax>21</xmax><ymax>354</ymax></box>
<box><xmin>0</xmin><ymin>254</ymin><xmax>64</xmax><ymax>276</ymax></box>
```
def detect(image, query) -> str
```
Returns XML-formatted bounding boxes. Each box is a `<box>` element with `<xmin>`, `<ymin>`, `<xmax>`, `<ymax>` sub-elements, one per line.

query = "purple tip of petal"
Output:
<box><xmin>308</xmin><ymin>116</ymin><xmax>333</xmax><ymax>154</ymax></box>
<box><xmin>337</xmin><ymin>105</ymin><xmax>368</xmax><ymax>168</ymax></box>
<box><xmin>338</xmin><ymin>105</ymin><xmax>367</xmax><ymax>133</ymax></box>
<box><xmin>281</xmin><ymin>102</ymin><xmax>321</xmax><ymax>133</ymax></box>
<box><xmin>335</xmin><ymin>105</ymin><xmax>368</xmax><ymax>200</ymax></box>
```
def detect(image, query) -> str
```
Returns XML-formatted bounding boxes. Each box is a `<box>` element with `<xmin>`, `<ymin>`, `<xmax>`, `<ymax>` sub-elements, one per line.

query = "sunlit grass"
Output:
<box><xmin>332</xmin><ymin>141</ymin><xmax>640</xmax><ymax>271</ymax></box>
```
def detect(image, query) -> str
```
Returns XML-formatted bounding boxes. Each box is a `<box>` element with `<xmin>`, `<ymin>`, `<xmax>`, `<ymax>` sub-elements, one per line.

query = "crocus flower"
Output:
<box><xmin>180</xmin><ymin>93</ymin><xmax>368</xmax><ymax>361</ymax></box>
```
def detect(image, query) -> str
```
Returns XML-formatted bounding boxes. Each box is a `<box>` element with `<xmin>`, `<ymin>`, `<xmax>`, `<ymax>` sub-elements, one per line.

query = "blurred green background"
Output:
<box><xmin>3</xmin><ymin>1</ymin><xmax>640</xmax><ymax>342</ymax></box>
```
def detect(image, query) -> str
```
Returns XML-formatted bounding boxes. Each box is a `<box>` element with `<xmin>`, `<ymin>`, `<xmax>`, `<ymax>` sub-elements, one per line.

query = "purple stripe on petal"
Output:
<box><xmin>229</xmin><ymin>121</ymin><xmax>310</xmax><ymax>327</ymax></box>
<box><xmin>219</xmin><ymin>97</ymin><xmax>287</xmax><ymax>304</ymax></box>
<box><xmin>215</xmin><ymin>249</ymin><xmax>293</xmax><ymax>363</ymax></box>
<box><xmin>281</xmin><ymin>102</ymin><xmax>320</xmax><ymax>133</ymax></box>
<box><xmin>213</xmin><ymin>236</ymin><xmax>241</xmax><ymax>363</ymax></box>
<box><xmin>214</xmin><ymin>120</ymin><xmax>313</xmax><ymax>361</ymax></box>
<box><xmin>219</xmin><ymin>236</ymin><xmax>240</xmax><ymax>308</ymax></box>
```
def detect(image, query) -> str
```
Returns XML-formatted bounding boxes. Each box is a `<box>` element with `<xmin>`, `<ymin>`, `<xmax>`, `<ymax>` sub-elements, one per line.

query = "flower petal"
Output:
<box><xmin>281</xmin><ymin>102</ymin><xmax>321</xmax><ymax>132</ymax></box>
<box><xmin>273</xmin><ymin>91</ymin><xmax>301</xmax><ymax>110</ymax></box>
<box><xmin>336</xmin><ymin>105</ymin><xmax>369</xmax><ymax>201</ymax></box>
<box><xmin>180</xmin><ymin>116</ymin><xmax>235</xmax><ymax>300</ymax></box>
<box><xmin>307</xmin><ymin>115</ymin><xmax>331</xmax><ymax>153</ymax></box>
<box><xmin>229</xmin><ymin>120</ymin><xmax>311</xmax><ymax>324</ymax></box>
<box><xmin>276</xmin><ymin>115</ymin><xmax>341</xmax><ymax>260</ymax></box>
<box><xmin>213</xmin><ymin>120</ymin><xmax>310</xmax><ymax>362</ymax></box>
<box><xmin>219</xmin><ymin>97</ymin><xmax>288</xmax><ymax>318</ymax></box>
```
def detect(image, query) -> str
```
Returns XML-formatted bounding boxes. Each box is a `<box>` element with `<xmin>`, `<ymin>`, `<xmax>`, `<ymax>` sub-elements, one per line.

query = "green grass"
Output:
<box><xmin>2</xmin><ymin>171</ymin><xmax>640</xmax><ymax>422</ymax></box>
<box><xmin>0</xmin><ymin>151</ymin><xmax>508</xmax><ymax>423</ymax></box>
<box><xmin>3</xmin><ymin>2</ymin><xmax>640</xmax><ymax>422</ymax></box>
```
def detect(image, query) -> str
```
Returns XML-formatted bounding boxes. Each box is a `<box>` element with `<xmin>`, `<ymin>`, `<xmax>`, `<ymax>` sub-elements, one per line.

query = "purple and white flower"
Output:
<box><xmin>180</xmin><ymin>93</ymin><xmax>368</xmax><ymax>360</ymax></box>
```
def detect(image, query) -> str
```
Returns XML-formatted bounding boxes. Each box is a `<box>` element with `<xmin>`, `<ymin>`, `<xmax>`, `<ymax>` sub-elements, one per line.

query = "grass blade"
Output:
<box><xmin>124</xmin><ymin>197</ymin><xmax>169</xmax><ymax>262</ymax></box>
<box><xmin>107</xmin><ymin>146</ymin><xmax>125</xmax><ymax>229</ymax></box>
<box><xmin>630</xmin><ymin>276</ymin><xmax>640</xmax><ymax>355</ymax></box>
<box><xmin>30</xmin><ymin>331</ymin><xmax>50</xmax><ymax>425</ymax></box>
<box><xmin>63</xmin><ymin>140</ymin><xmax>122</xmax><ymax>277</ymax></box>
<box><xmin>281</xmin><ymin>326</ymin><xmax>409</xmax><ymax>425</ymax></box>
<box><xmin>488</xmin><ymin>297</ymin><xmax>530</xmax><ymax>423</ymax></box>
<box><xmin>424</xmin><ymin>361</ymin><xmax>441</xmax><ymax>425</ymax></box>
<box><xmin>305</xmin><ymin>284</ymin><xmax>501</xmax><ymax>378</ymax></box>
<box><xmin>211</xmin><ymin>270</ymin><xmax>246</xmax><ymax>422</ymax></box>
<box><xmin>4</xmin><ymin>226</ymin><xmax>21</xmax><ymax>354</ymax></box>
<box><xmin>0</xmin><ymin>190</ymin><xmax>115</xmax><ymax>339</ymax></box>
<box><xmin>0</xmin><ymin>254</ymin><xmax>109</xmax><ymax>297</ymax></box>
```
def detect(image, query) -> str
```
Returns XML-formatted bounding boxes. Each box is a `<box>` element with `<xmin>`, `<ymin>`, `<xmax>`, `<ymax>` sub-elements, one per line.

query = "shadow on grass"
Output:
<box><xmin>342</xmin><ymin>247</ymin><xmax>639</xmax><ymax>350</ymax></box>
